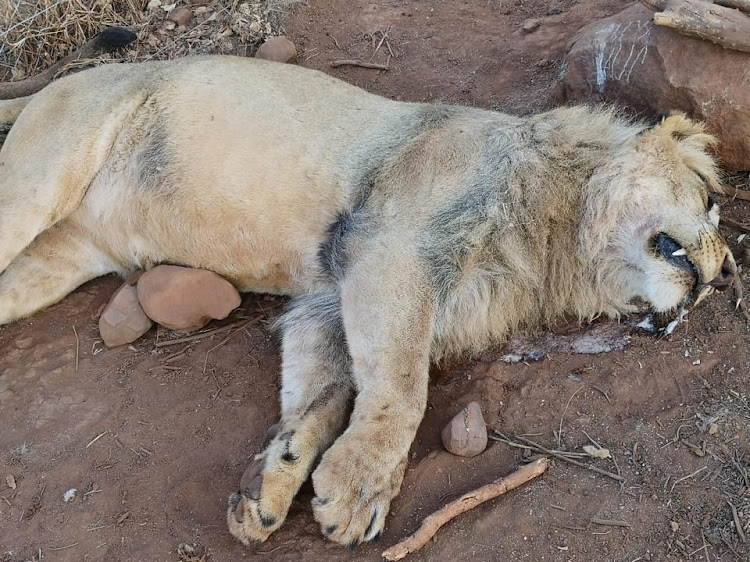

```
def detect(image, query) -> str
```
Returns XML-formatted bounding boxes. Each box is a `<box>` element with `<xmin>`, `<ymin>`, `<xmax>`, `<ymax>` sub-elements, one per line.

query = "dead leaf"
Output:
<box><xmin>583</xmin><ymin>445</ymin><xmax>611</xmax><ymax>459</ymax></box>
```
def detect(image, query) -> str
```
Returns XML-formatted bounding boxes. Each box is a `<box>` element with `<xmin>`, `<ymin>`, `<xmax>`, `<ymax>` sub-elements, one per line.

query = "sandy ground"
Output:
<box><xmin>2</xmin><ymin>1</ymin><xmax>750</xmax><ymax>561</ymax></box>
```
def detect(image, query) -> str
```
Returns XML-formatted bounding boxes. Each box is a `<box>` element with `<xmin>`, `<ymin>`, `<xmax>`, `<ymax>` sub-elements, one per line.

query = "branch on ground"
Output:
<box><xmin>381</xmin><ymin>458</ymin><xmax>549</xmax><ymax>561</ymax></box>
<box><xmin>640</xmin><ymin>0</ymin><xmax>750</xmax><ymax>53</ymax></box>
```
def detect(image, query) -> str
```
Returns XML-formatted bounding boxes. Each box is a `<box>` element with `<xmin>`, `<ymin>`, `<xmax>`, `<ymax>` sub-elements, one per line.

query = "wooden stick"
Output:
<box><xmin>640</xmin><ymin>0</ymin><xmax>750</xmax><ymax>53</ymax></box>
<box><xmin>714</xmin><ymin>184</ymin><xmax>750</xmax><ymax>201</ymax></box>
<box><xmin>330</xmin><ymin>59</ymin><xmax>390</xmax><ymax>70</ymax></box>
<box><xmin>381</xmin><ymin>458</ymin><xmax>548</xmax><ymax>561</ymax></box>
<box><xmin>0</xmin><ymin>27</ymin><xmax>136</xmax><ymax>100</ymax></box>
<box><xmin>721</xmin><ymin>217</ymin><xmax>750</xmax><ymax>234</ymax></box>
<box><xmin>715</xmin><ymin>0</ymin><xmax>750</xmax><ymax>15</ymax></box>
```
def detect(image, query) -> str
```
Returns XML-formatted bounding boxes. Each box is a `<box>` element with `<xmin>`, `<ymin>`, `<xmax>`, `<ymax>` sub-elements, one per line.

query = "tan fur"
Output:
<box><xmin>0</xmin><ymin>56</ymin><xmax>734</xmax><ymax>547</ymax></box>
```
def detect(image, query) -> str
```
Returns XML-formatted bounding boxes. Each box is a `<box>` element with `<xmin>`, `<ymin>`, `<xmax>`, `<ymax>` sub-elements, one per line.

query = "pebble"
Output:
<box><xmin>522</xmin><ymin>18</ymin><xmax>541</xmax><ymax>33</ymax></box>
<box><xmin>167</xmin><ymin>7</ymin><xmax>192</xmax><ymax>26</ymax></box>
<box><xmin>136</xmin><ymin>265</ymin><xmax>241</xmax><ymax>333</ymax></box>
<box><xmin>441</xmin><ymin>401</ymin><xmax>487</xmax><ymax>457</ymax></box>
<box><xmin>99</xmin><ymin>284</ymin><xmax>153</xmax><ymax>347</ymax></box>
<box><xmin>255</xmin><ymin>36</ymin><xmax>297</xmax><ymax>63</ymax></box>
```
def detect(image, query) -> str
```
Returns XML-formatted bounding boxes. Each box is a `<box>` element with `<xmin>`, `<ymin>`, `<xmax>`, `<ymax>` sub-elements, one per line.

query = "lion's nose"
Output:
<box><xmin>708</xmin><ymin>252</ymin><xmax>737</xmax><ymax>290</ymax></box>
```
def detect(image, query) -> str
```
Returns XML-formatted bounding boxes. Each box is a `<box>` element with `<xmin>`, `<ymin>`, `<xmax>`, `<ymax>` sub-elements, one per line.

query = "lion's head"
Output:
<box><xmin>586</xmin><ymin>113</ymin><xmax>736</xmax><ymax>314</ymax></box>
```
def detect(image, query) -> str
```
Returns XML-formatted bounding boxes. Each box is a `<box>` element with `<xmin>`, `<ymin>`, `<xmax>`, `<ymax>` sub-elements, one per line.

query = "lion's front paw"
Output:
<box><xmin>226</xmin><ymin>454</ymin><xmax>286</xmax><ymax>544</ymax></box>
<box><xmin>311</xmin><ymin>437</ymin><xmax>407</xmax><ymax>549</ymax></box>
<box><xmin>227</xmin><ymin>425</ymin><xmax>303</xmax><ymax>545</ymax></box>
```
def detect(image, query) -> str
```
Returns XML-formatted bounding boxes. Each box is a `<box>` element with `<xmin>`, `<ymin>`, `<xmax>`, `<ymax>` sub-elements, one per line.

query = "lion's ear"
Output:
<box><xmin>648</xmin><ymin>113</ymin><xmax>716</xmax><ymax>145</ymax></box>
<box><xmin>639</xmin><ymin>113</ymin><xmax>721</xmax><ymax>190</ymax></box>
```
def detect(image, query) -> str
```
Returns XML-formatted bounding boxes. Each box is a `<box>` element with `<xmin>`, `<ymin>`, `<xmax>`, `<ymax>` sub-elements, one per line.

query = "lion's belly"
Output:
<box><xmin>78</xmin><ymin>152</ymin><xmax>338</xmax><ymax>296</ymax></box>
<box><xmin>74</xmin><ymin>59</ymin><xmax>414</xmax><ymax>294</ymax></box>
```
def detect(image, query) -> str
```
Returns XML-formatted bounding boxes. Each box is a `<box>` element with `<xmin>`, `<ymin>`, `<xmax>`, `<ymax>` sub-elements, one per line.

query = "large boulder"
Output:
<box><xmin>558</xmin><ymin>4</ymin><xmax>750</xmax><ymax>171</ymax></box>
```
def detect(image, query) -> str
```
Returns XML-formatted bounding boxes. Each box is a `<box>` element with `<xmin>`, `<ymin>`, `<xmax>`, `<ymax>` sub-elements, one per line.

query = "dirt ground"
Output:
<box><xmin>2</xmin><ymin>1</ymin><xmax>750</xmax><ymax>561</ymax></box>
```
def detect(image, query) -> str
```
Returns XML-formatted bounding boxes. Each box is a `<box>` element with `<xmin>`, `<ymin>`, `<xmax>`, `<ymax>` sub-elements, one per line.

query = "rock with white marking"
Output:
<box><xmin>136</xmin><ymin>265</ymin><xmax>241</xmax><ymax>332</ymax></box>
<box><xmin>558</xmin><ymin>3</ymin><xmax>750</xmax><ymax>170</ymax></box>
<box><xmin>441</xmin><ymin>402</ymin><xmax>487</xmax><ymax>457</ymax></box>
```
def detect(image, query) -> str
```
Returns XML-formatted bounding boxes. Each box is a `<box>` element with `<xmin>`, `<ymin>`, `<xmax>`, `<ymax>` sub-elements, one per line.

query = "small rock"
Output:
<box><xmin>583</xmin><ymin>445</ymin><xmax>611</xmax><ymax>459</ymax></box>
<box><xmin>670</xmin><ymin>521</ymin><xmax>680</xmax><ymax>533</ymax></box>
<box><xmin>255</xmin><ymin>36</ymin><xmax>297</xmax><ymax>63</ymax></box>
<box><xmin>441</xmin><ymin>402</ymin><xmax>487</xmax><ymax>457</ymax></box>
<box><xmin>15</xmin><ymin>336</ymin><xmax>33</xmax><ymax>350</ymax></box>
<box><xmin>136</xmin><ymin>265</ymin><xmax>241</xmax><ymax>332</ymax></box>
<box><xmin>522</xmin><ymin>18</ymin><xmax>541</xmax><ymax>33</ymax></box>
<box><xmin>708</xmin><ymin>423</ymin><xmax>719</xmax><ymax>435</ymax></box>
<box><xmin>99</xmin><ymin>284</ymin><xmax>153</xmax><ymax>347</ymax></box>
<box><xmin>177</xmin><ymin>543</ymin><xmax>208</xmax><ymax>562</ymax></box>
<box><xmin>5</xmin><ymin>474</ymin><xmax>16</xmax><ymax>490</ymax></box>
<box><xmin>63</xmin><ymin>488</ymin><xmax>77</xmax><ymax>503</ymax></box>
<box><xmin>147</xmin><ymin>0</ymin><xmax>161</xmax><ymax>9</ymax></box>
<box><xmin>167</xmin><ymin>6</ymin><xmax>192</xmax><ymax>26</ymax></box>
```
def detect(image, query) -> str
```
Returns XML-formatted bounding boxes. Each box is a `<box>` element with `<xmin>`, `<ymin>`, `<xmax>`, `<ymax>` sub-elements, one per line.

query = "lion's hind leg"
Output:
<box><xmin>0</xmin><ymin>78</ymin><xmax>148</xmax><ymax>275</ymax></box>
<box><xmin>227</xmin><ymin>293</ymin><xmax>353</xmax><ymax>544</ymax></box>
<box><xmin>0</xmin><ymin>220</ymin><xmax>115</xmax><ymax>325</ymax></box>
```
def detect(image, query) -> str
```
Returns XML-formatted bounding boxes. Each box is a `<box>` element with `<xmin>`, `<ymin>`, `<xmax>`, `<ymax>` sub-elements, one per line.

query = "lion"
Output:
<box><xmin>0</xmin><ymin>55</ymin><xmax>736</xmax><ymax>548</ymax></box>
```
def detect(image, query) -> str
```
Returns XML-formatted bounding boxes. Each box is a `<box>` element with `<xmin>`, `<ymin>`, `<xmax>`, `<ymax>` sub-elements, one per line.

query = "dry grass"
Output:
<box><xmin>0</xmin><ymin>0</ymin><xmax>295</xmax><ymax>81</ymax></box>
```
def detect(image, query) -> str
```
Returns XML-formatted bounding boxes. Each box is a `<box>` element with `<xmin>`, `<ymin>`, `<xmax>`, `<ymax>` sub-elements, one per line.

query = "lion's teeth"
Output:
<box><xmin>672</xmin><ymin>248</ymin><xmax>687</xmax><ymax>257</ymax></box>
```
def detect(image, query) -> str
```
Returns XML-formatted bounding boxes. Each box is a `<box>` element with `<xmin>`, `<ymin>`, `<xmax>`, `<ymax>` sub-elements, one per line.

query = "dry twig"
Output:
<box><xmin>557</xmin><ymin>385</ymin><xmax>585</xmax><ymax>448</ymax></box>
<box><xmin>154</xmin><ymin>317</ymin><xmax>262</xmax><ymax>348</ymax></box>
<box><xmin>716</xmin><ymin>184</ymin><xmax>750</xmax><ymax>201</ymax></box>
<box><xmin>381</xmin><ymin>458</ymin><xmax>549</xmax><ymax>561</ymax></box>
<box><xmin>721</xmin><ymin>217</ymin><xmax>750</xmax><ymax>235</ymax></box>
<box><xmin>591</xmin><ymin>518</ymin><xmax>631</xmax><ymax>527</ymax></box>
<box><xmin>492</xmin><ymin>432</ymin><xmax>624</xmax><ymax>482</ymax></box>
<box><xmin>728</xmin><ymin>501</ymin><xmax>747</xmax><ymax>542</ymax></box>
<box><xmin>330</xmin><ymin>59</ymin><xmax>389</xmax><ymax>70</ymax></box>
